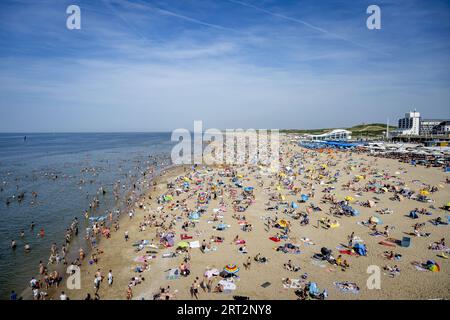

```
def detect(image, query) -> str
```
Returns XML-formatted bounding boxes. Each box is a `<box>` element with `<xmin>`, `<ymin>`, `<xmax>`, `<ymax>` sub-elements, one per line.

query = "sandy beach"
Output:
<box><xmin>45</xmin><ymin>134</ymin><xmax>450</xmax><ymax>300</ymax></box>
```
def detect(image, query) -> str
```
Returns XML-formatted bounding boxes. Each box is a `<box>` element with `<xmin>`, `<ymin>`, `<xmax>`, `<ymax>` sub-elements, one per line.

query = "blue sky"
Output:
<box><xmin>0</xmin><ymin>0</ymin><xmax>449</xmax><ymax>132</ymax></box>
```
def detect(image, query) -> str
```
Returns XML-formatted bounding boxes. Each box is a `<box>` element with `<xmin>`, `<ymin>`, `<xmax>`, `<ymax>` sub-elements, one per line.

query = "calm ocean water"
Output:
<box><xmin>0</xmin><ymin>133</ymin><xmax>175</xmax><ymax>299</ymax></box>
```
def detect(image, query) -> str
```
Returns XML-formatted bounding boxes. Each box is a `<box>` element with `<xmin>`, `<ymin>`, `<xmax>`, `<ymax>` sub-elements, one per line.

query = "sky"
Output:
<box><xmin>0</xmin><ymin>0</ymin><xmax>449</xmax><ymax>132</ymax></box>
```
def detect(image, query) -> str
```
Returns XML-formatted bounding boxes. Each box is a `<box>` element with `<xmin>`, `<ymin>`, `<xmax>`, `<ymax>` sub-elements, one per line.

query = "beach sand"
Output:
<box><xmin>50</xmin><ymin>136</ymin><xmax>450</xmax><ymax>300</ymax></box>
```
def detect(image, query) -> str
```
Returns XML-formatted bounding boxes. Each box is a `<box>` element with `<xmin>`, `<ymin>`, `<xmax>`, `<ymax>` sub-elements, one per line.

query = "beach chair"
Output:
<box><xmin>401</xmin><ymin>237</ymin><xmax>411</xmax><ymax>248</ymax></box>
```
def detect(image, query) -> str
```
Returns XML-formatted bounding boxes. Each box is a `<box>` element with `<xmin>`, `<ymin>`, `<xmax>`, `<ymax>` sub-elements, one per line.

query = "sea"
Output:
<box><xmin>0</xmin><ymin>132</ymin><xmax>176</xmax><ymax>299</ymax></box>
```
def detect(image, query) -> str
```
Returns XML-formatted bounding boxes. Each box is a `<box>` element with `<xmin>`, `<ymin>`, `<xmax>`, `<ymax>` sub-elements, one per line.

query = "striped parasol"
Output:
<box><xmin>223</xmin><ymin>264</ymin><xmax>239</xmax><ymax>274</ymax></box>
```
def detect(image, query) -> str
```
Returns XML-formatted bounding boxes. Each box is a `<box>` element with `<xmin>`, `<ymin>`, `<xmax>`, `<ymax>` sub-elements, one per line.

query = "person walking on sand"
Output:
<box><xmin>108</xmin><ymin>270</ymin><xmax>113</xmax><ymax>286</ymax></box>
<box><xmin>94</xmin><ymin>275</ymin><xmax>101</xmax><ymax>293</ymax></box>
<box><xmin>124</xmin><ymin>231</ymin><xmax>129</xmax><ymax>242</ymax></box>
<box><xmin>190</xmin><ymin>277</ymin><xmax>200</xmax><ymax>299</ymax></box>
<box><xmin>348</xmin><ymin>232</ymin><xmax>355</xmax><ymax>248</ymax></box>
<box><xmin>126</xmin><ymin>285</ymin><xmax>133</xmax><ymax>300</ymax></box>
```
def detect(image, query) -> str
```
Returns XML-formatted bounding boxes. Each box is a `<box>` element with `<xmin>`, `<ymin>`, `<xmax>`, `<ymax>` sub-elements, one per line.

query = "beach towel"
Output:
<box><xmin>204</xmin><ymin>268</ymin><xmax>220</xmax><ymax>278</ymax></box>
<box><xmin>339</xmin><ymin>250</ymin><xmax>358</xmax><ymax>256</ymax></box>
<box><xmin>379</xmin><ymin>240</ymin><xmax>396</xmax><ymax>247</ymax></box>
<box><xmin>300</xmin><ymin>237</ymin><xmax>315</xmax><ymax>245</ymax></box>
<box><xmin>334</xmin><ymin>282</ymin><xmax>360</xmax><ymax>294</ymax></box>
<box><xmin>261</xmin><ymin>282</ymin><xmax>271</xmax><ymax>288</ymax></box>
<box><xmin>282</xmin><ymin>279</ymin><xmax>303</xmax><ymax>289</ymax></box>
<box><xmin>180</xmin><ymin>234</ymin><xmax>193</xmax><ymax>240</ymax></box>
<box><xmin>269</xmin><ymin>237</ymin><xmax>281</xmax><ymax>242</ymax></box>
<box><xmin>189</xmin><ymin>241</ymin><xmax>200</xmax><ymax>249</ymax></box>
<box><xmin>166</xmin><ymin>268</ymin><xmax>180</xmax><ymax>280</ymax></box>
<box><xmin>235</xmin><ymin>240</ymin><xmax>246</xmax><ymax>245</ymax></box>
<box><xmin>218</xmin><ymin>280</ymin><xmax>237</xmax><ymax>291</ymax></box>
<box><xmin>134</xmin><ymin>255</ymin><xmax>156</xmax><ymax>263</ymax></box>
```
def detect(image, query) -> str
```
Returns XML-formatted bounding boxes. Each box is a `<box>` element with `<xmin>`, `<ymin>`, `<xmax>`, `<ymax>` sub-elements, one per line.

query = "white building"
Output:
<box><xmin>432</xmin><ymin>121</ymin><xmax>450</xmax><ymax>135</ymax></box>
<box><xmin>395</xmin><ymin>111</ymin><xmax>421</xmax><ymax>136</ymax></box>
<box><xmin>305</xmin><ymin>129</ymin><xmax>352</xmax><ymax>141</ymax></box>
<box><xmin>420</xmin><ymin>119</ymin><xmax>445</xmax><ymax>135</ymax></box>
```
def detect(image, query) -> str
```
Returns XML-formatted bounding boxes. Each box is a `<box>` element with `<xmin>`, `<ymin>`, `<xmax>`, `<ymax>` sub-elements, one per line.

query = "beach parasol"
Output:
<box><xmin>426</xmin><ymin>260</ymin><xmax>440</xmax><ymax>272</ymax></box>
<box><xmin>176</xmin><ymin>241</ymin><xmax>189</xmax><ymax>249</ymax></box>
<box><xmin>223</xmin><ymin>264</ymin><xmax>239</xmax><ymax>275</ymax></box>
<box><xmin>345</xmin><ymin>196</ymin><xmax>354</xmax><ymax>202</ymax></box>
<box><xmin>243</xmin><ymin>187</ymin><xmax>254</xmax><ymax>192</ymax></box>
<box><xmin>164</xmin><ymin>195</ymin><xmax>173</xmax><ymax>202</ymax></box>
<box><xmin>278</xmin><ymin>219</ymin><xmax>288</xmax><ymax>228</ymax></box>
<box><xmin>291</xmin><ymin>201</ymin><xmax>299</xmax><ymax>209</ymax></box>
<box><xmin>189</xmin><ymin>212</ymin><xmax>200</xmax><ymax>220</ymax></box>
<box><xmin>420</xmin><ymin>190</ymin><xmax>430</xmax><ymax>196</ymax></box>
<box><xmin>198</xmin><ymin>193</ymin><xmax>207</xmax><ymax>204</ymax></box>
<box><xmin>300</xmin><ymin>194</ymin><xmax>309</xmax><ymax>202</ymax></box>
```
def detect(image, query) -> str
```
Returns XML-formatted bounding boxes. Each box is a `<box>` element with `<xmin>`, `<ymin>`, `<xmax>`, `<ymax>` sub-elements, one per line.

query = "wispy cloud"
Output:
<box><xmin>225</xmin><ymin>0</ymin><xmax>390</xmax><ymax>55</ymax></box>
<box><xmin>0</xmin><ymin>0</ymin><xmax>449</xmax><ymax>132</ymax></box>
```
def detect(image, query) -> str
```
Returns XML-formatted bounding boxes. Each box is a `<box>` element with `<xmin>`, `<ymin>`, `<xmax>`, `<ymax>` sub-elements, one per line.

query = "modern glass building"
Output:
<box><xmin>305</xmin><ymin>129</ymin><xmax>352</xmax><ymax>141</ymax></box>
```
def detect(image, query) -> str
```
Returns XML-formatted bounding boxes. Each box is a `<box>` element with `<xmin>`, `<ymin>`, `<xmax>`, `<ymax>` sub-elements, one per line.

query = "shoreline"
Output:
<box><xmin>18</xmin><ymin>153</ymin><xmax>177</xmax><ymax>300</ymax></box>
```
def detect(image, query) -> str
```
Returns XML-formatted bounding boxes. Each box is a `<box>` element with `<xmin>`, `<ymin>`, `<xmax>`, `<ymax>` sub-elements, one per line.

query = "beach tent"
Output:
<box><xmin>162</xmin><ymin>233</ymin><xmax>175</xmax><ymax>247</ymax></box>
<box><xmin>243</xmin><ymin>187</ymin><xmax>254</xmax><ymax>192</ymax></box>
<box><xmin>353</xmin><ymin>243</ymin><xmax>367</xmax><ymax>256</ymax></box>
<box><xmin>445</xmin><ymin>202</ymin><xmax>450</xmax><ymax>210</ymax></box>
<box><xmin>409</xmin><ymin>210</ymin><xmax>419</xmax><ymax>219</ymax></box>
<box><xmin>308</xmin><ymin>282</ymin><xmax>320</xmax><ymax>296</ymax></box>
<box><xmin>401</xmin><ymin>237</ymin><xmax>411</xmax><ymax>248</ymax></box>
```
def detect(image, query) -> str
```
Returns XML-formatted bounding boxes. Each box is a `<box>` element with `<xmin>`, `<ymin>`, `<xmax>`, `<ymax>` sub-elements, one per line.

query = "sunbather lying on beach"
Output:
<box><xmin>254</xmin><ymin>253</ymin><xmax>269</xmax><ymax>263</ymax></box>
<box><xmin>283</xmin><ymin>260</ymin><xmax>300</xmax><ymax>272</ymax></box>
